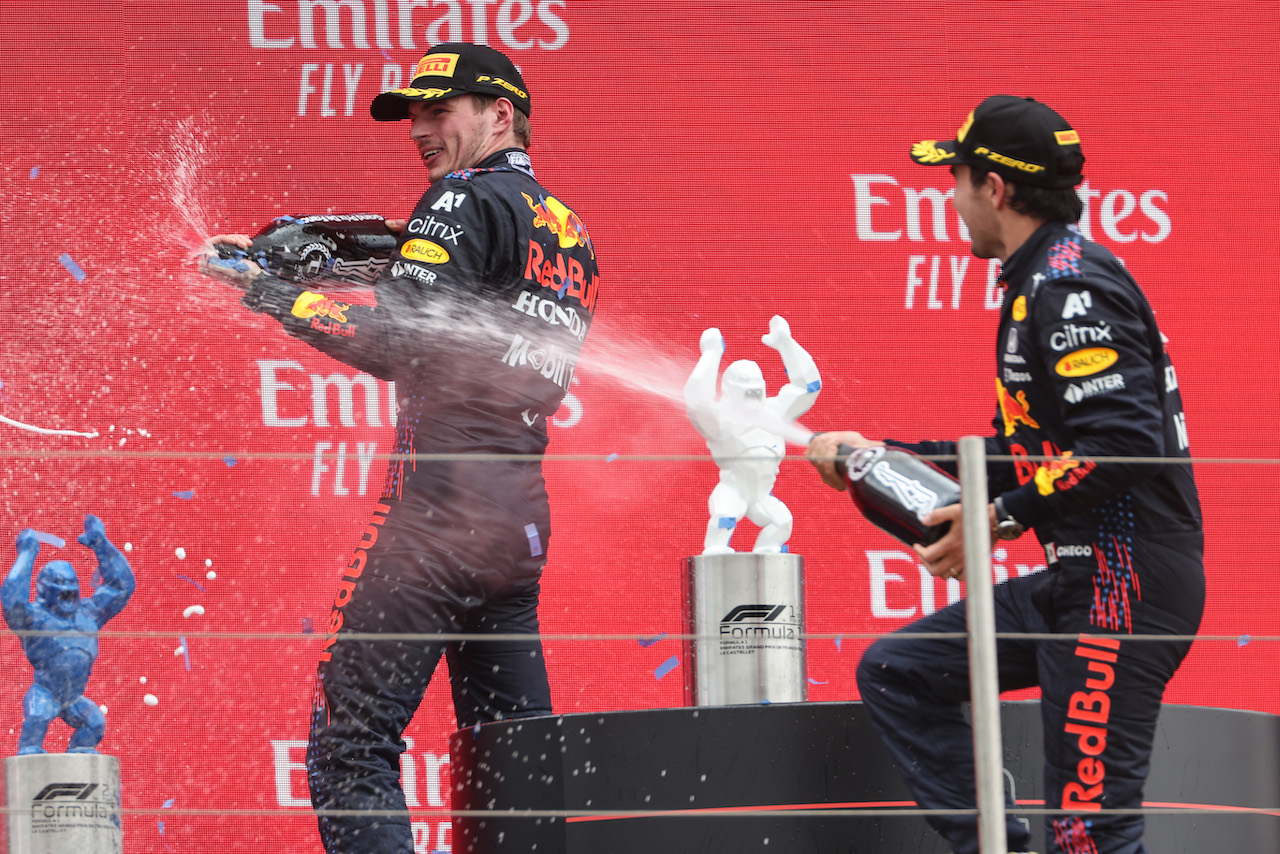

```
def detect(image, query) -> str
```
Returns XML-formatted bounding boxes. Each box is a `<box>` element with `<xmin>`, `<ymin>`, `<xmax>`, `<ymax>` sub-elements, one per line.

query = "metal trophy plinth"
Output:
<box><xmin>5</xmin><ymin>753</ymin><xmax>123</xmax><ymax>854</ymax></box>
<box><xmin>684</xmin><ymin>553</ymin><xmax>806</xmax><ymax>706</ymax></box>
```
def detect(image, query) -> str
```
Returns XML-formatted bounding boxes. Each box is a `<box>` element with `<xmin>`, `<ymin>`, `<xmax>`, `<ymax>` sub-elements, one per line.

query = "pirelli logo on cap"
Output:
<box><xmin>1055</xmin><ymin>129</ymin><xmax>1081</xmax><ymax>146</ymax></box>
<box><xmin>415</xmin><ymin>53</ymin><xmax>459</xmax><ymax>78</ymax></box>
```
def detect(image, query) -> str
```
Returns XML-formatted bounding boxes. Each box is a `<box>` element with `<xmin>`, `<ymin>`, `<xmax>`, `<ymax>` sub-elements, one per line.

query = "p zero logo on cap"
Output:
<box><xmin>956</xmin><ymin>110</ymin><xmax>975</xmax><ymax>143</ymax></box>
<box><xmin>1055</xmin><ymin>347</ymin><xmax>1118</xmax><ymax>377</ymax></box>
<box><xmin>415</xmin><ymin>53</ymin><xmax>459</xmax><ymax>78</ymax></box>
<box><xmin>1055</xmin><ymin>129</ymin><xmax>1081</xmax><ymax>146</ymax></box>
<box><xmin>973</xmin><ymin>146</ymin><xmax>1046</xmax><ymax>175</ymax></box>
<box><xmin>476</xmin><ymin>75</ymin><xmax>527</xmax><ymax>99</ymax></box>
<box><xmin>401</xmin><ymin>239</ymin><xmax>450</xmax><ymax>264</ymax></box>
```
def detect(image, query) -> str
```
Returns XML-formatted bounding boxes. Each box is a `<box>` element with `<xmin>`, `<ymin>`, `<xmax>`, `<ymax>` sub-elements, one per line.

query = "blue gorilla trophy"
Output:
<box><xmin>3</xmin><ymin>516</ymin><xmax>135</xmax><ymax>755</ymax></box>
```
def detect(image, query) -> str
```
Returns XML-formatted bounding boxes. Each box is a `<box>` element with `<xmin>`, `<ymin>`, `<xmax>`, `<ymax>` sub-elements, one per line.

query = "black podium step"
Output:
<box><xmin>448</xmin><ymin>702</ymin><xmax>1280</xmax><ymax>853</ymax></box>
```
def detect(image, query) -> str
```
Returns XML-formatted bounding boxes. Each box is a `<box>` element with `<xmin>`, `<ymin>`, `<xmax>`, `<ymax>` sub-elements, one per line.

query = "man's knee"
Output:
<box><xmin>856</xmin><ymin>637</ymin><xmax>896</xmax><ymax>697</ymax></box>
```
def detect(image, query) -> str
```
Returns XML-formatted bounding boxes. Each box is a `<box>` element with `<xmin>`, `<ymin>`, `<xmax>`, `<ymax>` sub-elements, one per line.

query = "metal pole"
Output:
<box><xmin>958</xmin><ymin>435</ymin><xmax>1007</xmax><ymax>854</ymax></box>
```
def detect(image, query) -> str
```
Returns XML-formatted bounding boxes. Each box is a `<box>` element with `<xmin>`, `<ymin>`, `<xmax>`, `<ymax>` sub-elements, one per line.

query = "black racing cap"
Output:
<box><xmin>909</xmin><ymin>95</ymin><xmax>1084</xmax><ymax>188</ymax></box>
<box><xmin>370</xmin><ymin>42</ymin><xmax>531</xmax><ymax>121</ymax></box>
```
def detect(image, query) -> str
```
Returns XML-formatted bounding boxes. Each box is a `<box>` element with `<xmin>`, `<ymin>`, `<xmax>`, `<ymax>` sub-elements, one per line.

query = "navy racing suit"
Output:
<box><xmin>240</xmin><ymin>147</ymin><xmax>599</xmax><ymax>853</ymax></box>
<box><xmin>859</xmin><ymin>221</ymin><xmax>1204</xmax><ymax>854</ymax></box>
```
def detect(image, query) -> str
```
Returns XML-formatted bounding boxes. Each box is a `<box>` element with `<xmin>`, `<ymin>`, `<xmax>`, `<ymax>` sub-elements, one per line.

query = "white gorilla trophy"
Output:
<box><xmin>684</xmin><ymin>315</ymin><xmax>821</xmax><ymax>555</ymax></box>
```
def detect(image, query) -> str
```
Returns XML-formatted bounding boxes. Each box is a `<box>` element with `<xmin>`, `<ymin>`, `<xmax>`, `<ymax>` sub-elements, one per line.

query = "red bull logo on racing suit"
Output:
<box><xmin>523</xmin><ymin>192</ymin><xmax>594</xmax><ymax>258</ymax></box>
<box><xmin>1055</xmin><ymin>633</ymin><xmax>1120</xmax><ymax>852</ymax></box>
<box><xmin>996</xmin><ymin>377</ymin><xmax>1040</xmax><ymax>436</ymax></box>
<box><xmin>319</xmin><ymin>502</ymin><xmax>391</xmax><ymax>664</ymax></box>
<box><xmin>292</xmin><ymin>291</ymin><xmax>351</xmax><ymax>323</ymax></box>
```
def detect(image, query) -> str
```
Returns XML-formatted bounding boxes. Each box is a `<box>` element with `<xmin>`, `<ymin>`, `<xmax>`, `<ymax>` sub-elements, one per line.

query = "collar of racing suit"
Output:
<box><xmin>998</xmin><ymin>220</ymin><xmax>1075</xmax><ymax>292</ymax></box>
<box><xmin>451</xmin><ymin>147</ymin><xmax>536</xmax><ymax>180</ymax></box>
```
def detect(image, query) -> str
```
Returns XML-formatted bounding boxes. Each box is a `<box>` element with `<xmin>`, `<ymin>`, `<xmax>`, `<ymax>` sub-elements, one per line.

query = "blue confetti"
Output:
<box><xmin>381</xmin><ymin>49</ymin><xmax>392</xmax><ymax>60</ymax></box>
<box><xmin>172</xmin><ymin>490</ymin><xmax>194</xmax><ymax>500</ymax></box>
<box><xmin>1238</xmin><ymin>635</ymin><xmax>1250</xmax><ymax>647</ymax></box>
<box><xmin>805</xmin><ymin>379</ymin><xmax>821</xmax><ymax>393</ymax></box>
<box><xmin>158</xmin><ymin>820</ymin><xmax>164</xmax><ymax>836</ymax></box>
<box><xmin>654</xmin><ymin>656</ymin><xmax>679</xmax><ymax>680</ymax></box>
<box><xmin>638</xmin><ymin>632</ymin><xmax>667</xmax><ymax>648</ymax></box>
<box><xmin>178</xmin><ymin>636</ymin><xmax>191</xmax><ymax>671</ymax></box>
<box><xmin>33</xmin><ymin>531</ymin><xmax>66</xmax><ymax>549</ymax></box>
<box><xmin>524</xmin><ymin>523</ymin><xmax>542</xmax><ymax>557</ymax></box>
<box><xmin>808</xmin><ymin>677</ymin><xmax>829</xmax><ymax>685</ymax></box>
<box><xmin>175</xmin><ymin>574</ymin><xmax>205</xmax><ymax>592</ymax></box>
<box><xmin>162</xmin><ymin>799</ymin><xmax>174</xmax><ymax>809</ymax></box>
<box><xmin>302</xmin><ymin>617</ymin><xmax>314</xmax><ymax>634</ymax></box>
<box><xmin>605</xmin><ymin>453</ymin><xmax>618</xmax><ymax>463</ymax></box>
<box><xmin>223</xmin><ymin>456</ymin><xmax>238</xmax><ymax>467</ymax></box>
<box><xmin>59</xmin><ymin>253</ymin><xmax>86</xmax><ymax>281</ymax></box>
<box><xmin>29</xmin><ymin>166</ymin><xmax>38</xmax><ymax>179</ymax></box>
<box><xmin>716</xmin><ymin>516</ymin><xmax>737</xmax><ymax>530</ymax></box>
<box><xmin>472</xmin><ymin>722</ymin><xmax>482</xmax><ymax>736</ymax></box>
<box><xmin>834</xmin><ymin>635</ymin><xmax>843</xmax><ymax>651</ymax></box>
<box><xmin>781</xmin><ymin>544</ymin><xmax>789</xmax><ymax>553</ymax></box>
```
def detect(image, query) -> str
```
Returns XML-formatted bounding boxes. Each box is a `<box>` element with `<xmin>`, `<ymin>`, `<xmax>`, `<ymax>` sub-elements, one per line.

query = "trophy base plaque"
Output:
<box><xmin>5</xmin><ymin>753</ymin><xmax>123</xmax><ymax>854</ymax></box>
<box><xmin>684</xmin><ymin>552</ymin><xmax>806</xmax><ymax>706</ymax></box>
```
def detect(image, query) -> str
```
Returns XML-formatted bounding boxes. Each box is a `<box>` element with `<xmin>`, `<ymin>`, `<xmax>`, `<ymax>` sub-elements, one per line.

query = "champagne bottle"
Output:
<box><xmin>217</xmin><ymin>214</ymin><xmax>397</xmax><ymax>288</ymax></box>
<box><xmin>836</xmin><ymin>445</ymin><xmax>961</xmax><ymax>546</ymax></box>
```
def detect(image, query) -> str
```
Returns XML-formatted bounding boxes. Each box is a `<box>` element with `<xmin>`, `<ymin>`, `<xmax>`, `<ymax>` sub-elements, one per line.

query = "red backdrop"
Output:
<box><xmin>3</xmin><ymin>2</ymin><xmax>1278</xmax><ymax>851</ymax></box>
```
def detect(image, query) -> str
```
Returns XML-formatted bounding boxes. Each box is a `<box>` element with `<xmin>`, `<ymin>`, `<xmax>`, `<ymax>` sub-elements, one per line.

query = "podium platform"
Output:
<box><xmin>448</xmin><ymin>701</ymin><xmax>1280</xmax><ymax>853</ymax></box>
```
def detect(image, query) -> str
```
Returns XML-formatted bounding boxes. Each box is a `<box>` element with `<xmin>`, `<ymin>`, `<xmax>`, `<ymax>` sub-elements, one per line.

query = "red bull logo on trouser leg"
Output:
<box><xmin>1055</xmin><ymin>633</ymin><xmax>1120</xmax><ymax>853</ymax></box>
<box><xmin>319</xmin><ymin>502</ymin><xmax>391</xmax><ymax>663</ymax></box>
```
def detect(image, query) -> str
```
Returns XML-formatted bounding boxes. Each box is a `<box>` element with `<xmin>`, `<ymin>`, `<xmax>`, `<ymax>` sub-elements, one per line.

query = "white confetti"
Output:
<box><xmin>0</xmin><ymin>412</ymin><xmax>98</xmax><ymax>439</ymax></box>
<box><xmin>182</xmin><ymin>605</ymin><xmax>205</xmax><ymax>619</ymax></box>
<box><xmin>143</xmin><ymin>694</ymin><xmax>159</xmax><ymax>707</ymax></box>
<box><xmin>99</xmin><ymin>705</ymin><xmax>108</xmax><ymax>715</ymax></box>
<box><xmin>139</xmin><ymin>676</ymin><xmax>147</xmax><ymax>684</ymax></box>
<box><xmin>124</xmin><ymin>543</ymin><xmax>133</xmax><ymax>552</ymax></box>
<box><xmin>175</xmin><ymin>547</ymin><xmax>186</xmax><ymax>559</ymax></box>
<box><xmin>206</xmin><ymin>570</ymin><xmax>216</xmax><ymax>580</ymax></box>
<box><xmin>174</xmin><ymin>646</ymin><xmax>186</xmax><ymax>656</ymax></box>
<box><xmin>204</xmin><ymin>558</ymin><xmax>213</xmax><ymax>568</ymax></box>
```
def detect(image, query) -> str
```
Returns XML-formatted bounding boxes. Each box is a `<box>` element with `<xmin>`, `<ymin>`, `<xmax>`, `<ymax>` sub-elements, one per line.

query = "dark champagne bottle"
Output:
<box><xmin>217</xmin><ymin>214</ymin><xmax>397</xmax><ymax>288</ymax></box>
<box><xmin>836</xmin><ymin>445</ymin><xmax>961</xmax><ymax>547</ymax></box>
